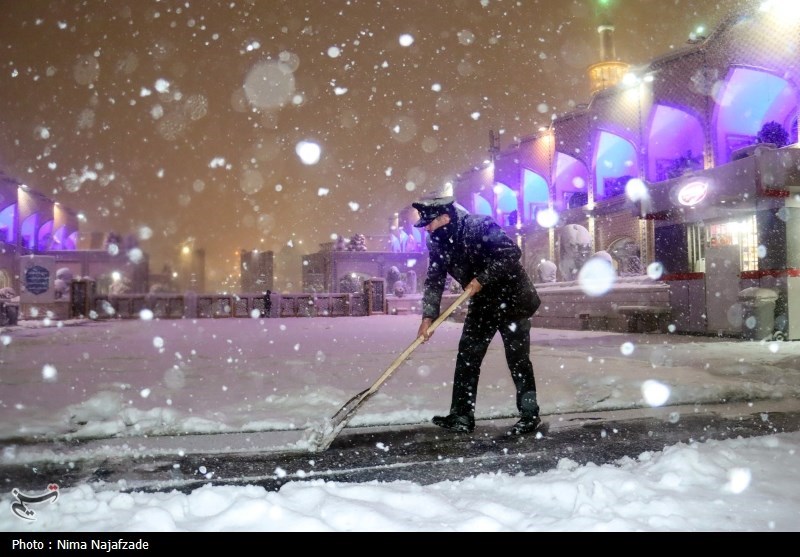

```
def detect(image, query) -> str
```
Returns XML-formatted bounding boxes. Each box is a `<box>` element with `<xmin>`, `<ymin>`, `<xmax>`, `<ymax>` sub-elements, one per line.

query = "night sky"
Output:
<box><xmin>0</xmin><ymin>0</ymin><xmax>746</xmax><ymax>291</ymax></box>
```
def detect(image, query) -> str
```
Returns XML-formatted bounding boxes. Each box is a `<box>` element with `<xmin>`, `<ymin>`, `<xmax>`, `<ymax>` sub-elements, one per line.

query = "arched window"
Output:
<box><xmin>493</xmin><ymin>182</ymin><xmax>517</xmax><ymax>227</ymax></box>
<box><xmin>64</xmin><ymin>232</ymin><xmax>79</xmax><ymax>251</ymax></box>
<box><xmin>522</xmin><ymin>169</ymin><xmax>549</xmax><ymax>222</ymax></box>
<box><xmin>647</xmin><ymin>104</ymin><xmax>705</xmax><ymax>182</ymax></box>
<box><xmin>713</xmin><ymin>67</ymin><xmax>798</xmax><ymax>163</ymax></box>
<box><xmin>593</xmin><ymin>131</ymin><xmax>639</xmax><ymax>200</ymax></box>
<box><xmin>553</xmin><ymin>153</ymin><xmax>589</xmax><ymax>210</ymax></box>
<box><xmin>38</xmin><ymin>219</ymin><xmax>54</xmax><ymax>251</ymax></box>
<box><xmin>473</xmin><ymin>193</ymin><xmax>492</xmax><ymax>216</ymax></box>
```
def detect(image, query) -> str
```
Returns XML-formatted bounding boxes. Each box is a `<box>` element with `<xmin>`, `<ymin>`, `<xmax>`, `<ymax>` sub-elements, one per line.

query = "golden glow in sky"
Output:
<box><xmin>0</xmin><ymin>0</ymin><xmax>744</xmax><ymax>291</ymax></box>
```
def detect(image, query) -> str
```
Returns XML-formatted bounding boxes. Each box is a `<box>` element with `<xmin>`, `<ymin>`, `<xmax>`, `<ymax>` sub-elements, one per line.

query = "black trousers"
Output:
<box><xmin>449</xmin><ymin>304</ymin><xmax>538</xmax><ymax>418</ymax></box>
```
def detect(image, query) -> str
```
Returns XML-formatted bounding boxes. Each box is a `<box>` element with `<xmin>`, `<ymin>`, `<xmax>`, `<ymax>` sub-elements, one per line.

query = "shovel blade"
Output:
<box><xmin>305</xmin><ymin>388</ymin><xmax>372</xmax><ymax>452</ymax></box>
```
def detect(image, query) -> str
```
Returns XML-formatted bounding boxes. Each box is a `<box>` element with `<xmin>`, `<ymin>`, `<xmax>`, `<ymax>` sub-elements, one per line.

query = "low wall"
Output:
<box><xmin>20</xmin><ymin>278</ymin><xmax>672</xmax><ymax>335</ymax></box>
<box><xmin>85</xmin><ymin>292</ymin><xmax>368</xmax><ymax>320</ymax></box>
<box><xmin>387</xmin><ymin>277</ymin><xmax>672</xmax><ymax>333</ymax></box>
<box><xmin>18</xmin><ymin>300</ymin><xmax>70</xmax><ymax>321</ymax></box>
<box><xmin>386</xmin><ymin>293</ymin><xmax>469</xmax><ymax>322</ymax></box>
<box><xmin>85</xmin><ymin>291</ymin><xmax>462</xmax><ymax>322</ymax></box>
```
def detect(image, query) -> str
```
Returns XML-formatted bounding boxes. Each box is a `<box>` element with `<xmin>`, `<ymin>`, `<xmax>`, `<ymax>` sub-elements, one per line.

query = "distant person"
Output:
<box><xmin>404</xmin><ymin>229</ymin><xmax>420</xmax><ymax>253</ymax></box>
<box><xmin>388</xmin><ymin>231</ymin><xmax>402</xmax><ymax>253</ymax></box>
<box><xmin>413</xmin><ymin>188</ymin><xmax>543</xmax><ymax>437</ymax></box>
<box><xmin>263</xmin><ymin>290</ymin><xmax>272</xmax><ymax>317</ymax></box>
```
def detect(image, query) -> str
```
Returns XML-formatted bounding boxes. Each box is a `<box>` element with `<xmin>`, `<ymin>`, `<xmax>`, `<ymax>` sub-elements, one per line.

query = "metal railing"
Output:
<box><xmin>89</xmin><ymin>292</ymin><xmax>366</xmax><ymax>320</ymax></box>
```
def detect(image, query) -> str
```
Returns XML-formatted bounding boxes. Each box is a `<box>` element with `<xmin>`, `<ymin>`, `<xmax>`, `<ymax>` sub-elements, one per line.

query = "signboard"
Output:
<box><xmin>25</xmin><ymin>266</ymin><xmax>50</xmax><ymax>295</ymax></box>
<box><xmin>677</xmin><ymin>180</ymin><xmax>709</xmax><ymax>206</ymax></box>
<box><xmin>20</xmin><ymin>256</ymin><xmax>56</xmax><ymax>304</ymax></box>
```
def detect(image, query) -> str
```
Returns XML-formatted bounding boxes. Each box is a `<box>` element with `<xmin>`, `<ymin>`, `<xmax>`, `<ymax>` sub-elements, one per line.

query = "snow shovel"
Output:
<box><xmin>305</xmin><ymin>289</ymin><xmax>471</xmax><ymax>453</ymax></box>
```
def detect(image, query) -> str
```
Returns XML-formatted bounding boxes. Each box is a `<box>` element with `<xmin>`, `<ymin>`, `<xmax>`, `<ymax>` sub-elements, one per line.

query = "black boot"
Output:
<box><xmin>432</xmin><ymin>413</ymin><xmax>475</xmax><ymax>433</ymax></box>
<box><xmin>507</xmin><ymin>415</ymin><xmax>542</xmax><ymax>436</ymax></box>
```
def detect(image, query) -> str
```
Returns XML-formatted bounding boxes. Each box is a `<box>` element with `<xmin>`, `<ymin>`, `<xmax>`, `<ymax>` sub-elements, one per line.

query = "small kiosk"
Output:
<box><xmin>640</xmin><ymin>146</ymin><xmax>800</xmax><ymax>340</ymax></box>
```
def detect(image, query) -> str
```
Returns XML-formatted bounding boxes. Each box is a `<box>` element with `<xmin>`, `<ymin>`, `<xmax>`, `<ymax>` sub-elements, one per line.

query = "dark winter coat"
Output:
<box><xmin>421</xmin><ymin>206</ymin><xmax>540</xmax><ymax>321</ymax></box>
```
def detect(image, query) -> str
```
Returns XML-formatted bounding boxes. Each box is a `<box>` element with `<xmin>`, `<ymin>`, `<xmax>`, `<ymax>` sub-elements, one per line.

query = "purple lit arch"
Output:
<box><xmin>522</xmin><ymin>169</ymin><xmax>549</xmax><ymax>222</ymax></box>
<box><xmin>38</xmin><ymin>219</ymin><xmax>54</xmax><ymax>250</ymax></box>
<box><xmin>0</xmin><ymin>203</ymin><xmax>16</xmax><ymax>243</ymax></box>
<box><xmin>713</xmin><ymin>67</ymin><xmax>798</xmax><ymax>163</ymax></box>
<box><xmin>493</xmin><ymin>182</ymin><xmax>517</xmax><ymax>227</ymax></box>
<box><xmin>472</xmin><ymin>192</ymin><xmax>492</xmax><ymax>216</ymax></box>
<box><xmin>646</xmin><ymin>104</ymin><xmax>705</xmax><ymax>182</ymax></box>
<box><xmin>21</xmin><ymin>213</ymin><xmax>38</xmax><ymax>250</ymax></box>
<box><xmin>593</xmin><ymin>131</ymin><xmax>639</xmax><ymax>200</ymax></box>
<box><xmin>553</xmin><ymin>152</ymin><xmax>589</xmax><ymax>210</ymax></box>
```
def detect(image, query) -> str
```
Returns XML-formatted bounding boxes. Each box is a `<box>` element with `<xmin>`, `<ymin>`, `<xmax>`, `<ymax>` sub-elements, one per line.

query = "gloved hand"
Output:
<box><xmin>465</xmin><ymin>278</ymin><xmax>482</xmax><ymax>296</ymax></box>
<box><xmin>417</xmin><ymin>317</ymin><xmax>433</xmax><ymax>342</ymax></box>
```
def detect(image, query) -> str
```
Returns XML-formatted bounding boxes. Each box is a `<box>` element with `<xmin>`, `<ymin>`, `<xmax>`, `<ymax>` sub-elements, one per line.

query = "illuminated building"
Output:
<box><xmin>177</xmin><ymin>246</ymin><xmax>206</xmax><ymax>294</ymax></box>
<box><xmin>0</xmin><ymin>171</ymin><xmax>149</xmax><ymax>297</ymax></box>
<box><xmin>240</xmin><ymin>249</ymin><xmax>274</xmax><ymax>293</ymax></box>
<box><xmin>446</xmin><ymin>3</ymin><xmax>800</xmax><ymax>340</ymax></box>
<box><xmin>587</xmin><ymin>18</ymin><xmax>630</xmax><ymax>96</ymax></box>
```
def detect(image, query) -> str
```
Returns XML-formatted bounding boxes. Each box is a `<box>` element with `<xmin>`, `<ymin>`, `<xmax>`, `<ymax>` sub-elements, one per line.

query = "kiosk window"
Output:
<box><xmin>690</xmin><ymin>217</ymin><xmax>758</xmax><ymax>272</ymax></box>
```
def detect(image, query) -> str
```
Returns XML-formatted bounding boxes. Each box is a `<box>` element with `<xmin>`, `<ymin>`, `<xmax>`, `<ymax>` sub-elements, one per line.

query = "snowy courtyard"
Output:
<box><xmin>1</xmin><ymin>315</ymin><xmax>799</xmax><ymax>531</ymax></box>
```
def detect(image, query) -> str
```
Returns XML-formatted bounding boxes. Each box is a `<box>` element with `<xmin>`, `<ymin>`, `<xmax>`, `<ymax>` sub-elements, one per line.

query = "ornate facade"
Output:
<box><xmin>407</xmin><ymin>3</ymin><xmax>800</xmax><ymax>339</ymax></box>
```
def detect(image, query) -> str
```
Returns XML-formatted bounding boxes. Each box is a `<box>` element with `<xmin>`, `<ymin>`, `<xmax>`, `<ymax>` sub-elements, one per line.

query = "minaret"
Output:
<box><xmin>598</xmin><ymin>19</ymin><xmax>616</xmax><ymax>62</ymax></box>
<box><xmin>488</xmin><ymin>129</ymin><xmax>500</xmax><ymax>162</ymax></box>
<box><xmin>587</xmin><ymin>17</ymin><xmax>629</xmax><ymax>96</ymax></box>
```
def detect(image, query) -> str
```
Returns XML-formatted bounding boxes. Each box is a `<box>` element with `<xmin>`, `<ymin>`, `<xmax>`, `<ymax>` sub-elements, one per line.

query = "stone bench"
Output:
<box><xmin>577</xmin><ymin>311</ymin><xmax>609</xmax><ymax>331</ymax></box>
<box><xmin>0</xmin><ymin>301</ymin><xmax>19</xmax><ymax>326</ymax></box>
<box><xmin>615</xmin><ymin>305</ymin><xmax>671</xmax><ymax>333</ymax></box>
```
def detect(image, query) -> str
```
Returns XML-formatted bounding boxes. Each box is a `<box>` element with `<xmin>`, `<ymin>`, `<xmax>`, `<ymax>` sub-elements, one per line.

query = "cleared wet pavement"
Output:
<box><xmin>3</xmin><ymin>399</ymin><xmax>798</xmax><ymax>494</ymax></box>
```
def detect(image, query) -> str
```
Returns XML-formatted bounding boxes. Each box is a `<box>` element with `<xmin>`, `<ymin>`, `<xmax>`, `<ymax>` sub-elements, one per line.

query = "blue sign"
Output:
<box><xmin>25</xmin><ymin>265</ymin><xmax>50</xmax><ymax>296</ymax></box>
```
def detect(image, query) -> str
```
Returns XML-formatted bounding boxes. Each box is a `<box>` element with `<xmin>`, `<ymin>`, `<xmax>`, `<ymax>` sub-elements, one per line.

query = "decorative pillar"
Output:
<box><xmin>638</xmin><ymin>219</ymin><xmax>651</xmax><ymax>268</ymax></box>
<box><xmin>784</xmin><ymin>197</ymin><xmax>800</xmax><ymax>340</ymax></box>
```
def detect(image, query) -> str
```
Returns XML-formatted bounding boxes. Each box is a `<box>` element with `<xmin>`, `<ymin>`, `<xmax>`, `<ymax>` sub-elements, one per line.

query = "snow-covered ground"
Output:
<box><xmin>1</xmin><ymin>314</ymin><xmax>799</xmax><ymax>532</ymax></box>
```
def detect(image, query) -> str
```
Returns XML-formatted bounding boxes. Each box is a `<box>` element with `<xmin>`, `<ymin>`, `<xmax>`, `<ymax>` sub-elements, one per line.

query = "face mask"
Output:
<box><xmin>431</xmin><ymin>219</ymin><xmax>456</xmax><ymax>242</ymax></box>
